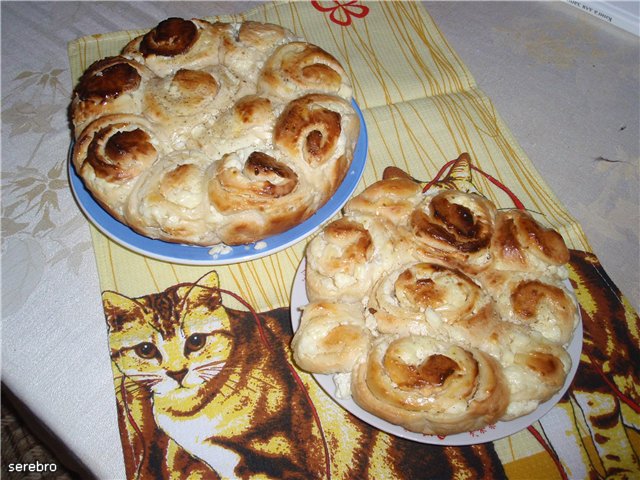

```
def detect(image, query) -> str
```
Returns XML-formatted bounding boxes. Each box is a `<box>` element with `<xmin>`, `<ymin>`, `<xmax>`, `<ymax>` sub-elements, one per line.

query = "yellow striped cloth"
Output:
<box><xmin>67</xmin><ymin>3</ymin><xmax>627</xmax><ymax>479</ymax></box>
<box><xmin>68</xmin><ymin>0</ymin><xmax>590</xmax><ymax>306</ymax></box>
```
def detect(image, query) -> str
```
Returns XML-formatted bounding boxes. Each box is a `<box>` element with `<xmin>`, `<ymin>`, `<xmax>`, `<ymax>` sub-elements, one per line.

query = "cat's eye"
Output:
<box><xmin>134</xmin><ymin>342</ymin><xmax>159</xmax><ymax>360</ymax></box>
<box><xmin>185</xmin><ymin>334</ymin><xmax>206</xmax><ymax>354</ymax></box>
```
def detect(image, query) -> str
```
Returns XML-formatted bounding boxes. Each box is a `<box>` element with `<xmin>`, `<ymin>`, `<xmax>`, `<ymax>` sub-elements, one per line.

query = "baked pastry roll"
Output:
<box><xmin>501</xmin><ymin>335</ymin><xmax>572</xmax><ymax>419</ymax></box>
<box><xmin>368</xmin><ymin>262</ymin><xmax>489</xmax><ymax>336</ymax></box>
<box><xmin>451</xmin><ymin>304</ymin><xmax>572</xmax><ymax>418</ymax></box>
<box><xmin>122</xmin><ymin>18</ymin><xmax>234</xmax><ymax>77</ymax></box>
<box><xmin>207</xmin><ymin>149</ymin><xmax>316</xmax><ymax>245</ymax></box>
<box><xmin>71</xmin><ymin>17</ymin><xmax>359</xmax><ymax>246</ymax></box>
<box><xmin>305</xmin><ymin>214</ymin><xmax>397</xmax><ymax>303</ymax></box>
<box><xmin>142</xmin><ymin>67</ymin><xmax>228</xmax><ymax>145</ymax></box>
<box><xmin>71</xmin><ymin>114</ymin><xmax>163</xmax><ymax>218</ymax></box>
<box><xmin>274</xmin><ymin>93</ymin><xmax>359</xmax><ymax>195</ymax></box>
<box><xmin>222</xmin><ymin>21</ymin><xmax>298</xmax><ymax>78</ymax></box>
<box><xmin>343</xmin><ymin>176</ymin><xmax>424</xmax><ymax>225</ymax></box>
<box><xmin>125</xmin><ymin>150</ymin><xmax>217</xmax><ymax>244</ymax></box>
<box><xmin>490</xmin><ymin>209</ymin><xmax>570</xmax><ymax>276</ymax></box>
<box><xmin>71</xmin><ymin>56</ymin><xmax>152</xmax><ymax>136</ymax></box>
<box><xmin>291</xmin><ymin>159</ymin><xmax>578</xmax><ymax>436</ymax></box>
<box><xmin>351</xmin><ymin>335</ymin><xmax>510</xmax><ymax>435</ymax></box>
<box><xmin>258</xmin><ymin>42</ymin><xmax>352</xmax><ymax>99</ymax></box>
<box><xmin>478</xmin><ymin>270</ymin><xmax>579</xmax><ymax>345</ymax></box>
<box><xmin>291</xmin><ymin>302</ymin><xmax>371</xmax><ymax>374</ymax></box>
<box><xmin>410</xmin><ymin>190</ymin><xmax>497</xmax><ymax>272</ymax></box>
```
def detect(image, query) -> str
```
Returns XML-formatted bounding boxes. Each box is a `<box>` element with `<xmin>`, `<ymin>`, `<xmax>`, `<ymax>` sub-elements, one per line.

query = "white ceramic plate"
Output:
<box><xmin>290</xmin><ymin>258</ymin><xmax>583</xmax><ymax>445</ymax></box>
<box><xmin>68</xmin><ymin>101</ymin><xmax>367</xmax><ymax>265</ymax></box>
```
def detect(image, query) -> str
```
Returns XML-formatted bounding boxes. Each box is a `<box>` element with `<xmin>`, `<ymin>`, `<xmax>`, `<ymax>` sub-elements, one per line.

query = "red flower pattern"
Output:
<box><xmin>311</xmin><ymin>1</ymin><xmax>370</xmax><ymax>26</ymax></box>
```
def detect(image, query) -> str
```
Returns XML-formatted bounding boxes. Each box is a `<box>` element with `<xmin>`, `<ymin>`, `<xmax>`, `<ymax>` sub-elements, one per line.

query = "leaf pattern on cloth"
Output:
<box><xmin>1</xmin><ymin>64</ymin><xmax>93</xmax><ymax>313</ymax></box>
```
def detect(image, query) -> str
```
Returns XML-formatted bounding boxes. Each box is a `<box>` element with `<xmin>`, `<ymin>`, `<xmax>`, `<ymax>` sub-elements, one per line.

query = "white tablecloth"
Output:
<box><xmin>1</xmin><ymin>2</ymin><xmax>638</xmax><ymax>478</ymax></box>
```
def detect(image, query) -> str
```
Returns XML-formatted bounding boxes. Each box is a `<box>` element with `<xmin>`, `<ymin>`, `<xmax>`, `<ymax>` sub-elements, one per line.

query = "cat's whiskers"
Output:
<box><xmin>219</xmin><ymin>381</ymin><xmax>245</xmax><ymax>398</ymax></box>
<box><xmin>219</xmin><ymin>376</ymin><xmax>262</xmax><ymax>397</ymax></box>
<box><xmin>113</xmin><ymin>373</ymin><xmax>163</xmax><ymax>393</ymax></box>
<box><xmin>214</xmin><ymin>365</ymin><xmax>280</xmax><ymax>390</ymax></box>
<box><xmin>194</xmin><ymin>359</ymin><xmax>227</xmax><ymax>372</ymax></box>
<box><xmin>199</xmin><ymin>364</ymin><xmax>276</xmax><ymax>393</ymax></box>
<box><xmin>116</xmin><ymin>378</ymin><xmax>162</xmax><ymax>396</ymax></box>
<box><xmin>195</xmin><ymin>366</ymin><xmax>223</xmax><ymax>380</ymax></box>
<box><xmin>195</xmin><ymin>366</ymin><xmax>223</xmax><ymax>376</ymax></box>
<box><xmin>244</xmin><ymin>372</ymin><xmax>279</xmax><ymax>390</ymax></box>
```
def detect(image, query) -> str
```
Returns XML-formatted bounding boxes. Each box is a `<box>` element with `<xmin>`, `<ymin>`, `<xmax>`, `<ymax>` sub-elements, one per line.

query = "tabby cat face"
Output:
<box><xmin>103</xmin><ymin>272</ymin><xmax>233</xmax><ymax>397</ymax></box>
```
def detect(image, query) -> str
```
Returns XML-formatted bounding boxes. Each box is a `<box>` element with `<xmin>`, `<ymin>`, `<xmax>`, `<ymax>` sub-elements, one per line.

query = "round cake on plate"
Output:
<box><xmin>291</xmin><ymin>162</ymin><xmax>580</xmax><ymax>436</ymax></box>
<box><xmin>70</xmin><ymin>17</ymin><xmax>360</xmax><ymax>246</ymax></box>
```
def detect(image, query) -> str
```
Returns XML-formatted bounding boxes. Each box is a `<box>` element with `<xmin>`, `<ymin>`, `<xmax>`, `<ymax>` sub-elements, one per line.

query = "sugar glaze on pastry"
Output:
<box><xmin>71</xmin><ymin>18</ymin><xmax>359</xmax><ymax>246</ymax></box>
<box><xmin>291</xmin><ymin>161</ymin><xmax>579</xmax><ymax>436</ymax></box>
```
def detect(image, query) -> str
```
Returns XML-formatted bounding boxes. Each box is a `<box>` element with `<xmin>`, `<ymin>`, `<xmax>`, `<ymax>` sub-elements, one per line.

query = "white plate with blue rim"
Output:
<box><xmin>290</xmin><ymin>257</ymin><xmax>583</xmax><ymax>445</ymax></box>
<box><xmin>68</xmin><ymin>100</ymin><xmax>367</xmax><ymax>265</ymax></box>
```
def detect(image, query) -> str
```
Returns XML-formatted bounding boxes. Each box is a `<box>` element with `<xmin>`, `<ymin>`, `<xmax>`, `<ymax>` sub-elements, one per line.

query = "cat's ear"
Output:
<box><xmin>198</xmin><ymin>270</ymin><xmax>220</xmax><ymax>290</ymax></box>
<box><xmin>185</xmin><ymin>271</ymin><xmax>221</xmax><ymax>309</ymax></box>
<box><xmin>102</xmin><ymin>290</ymin><xmax>146</xmax><ymax>331</ymax></box>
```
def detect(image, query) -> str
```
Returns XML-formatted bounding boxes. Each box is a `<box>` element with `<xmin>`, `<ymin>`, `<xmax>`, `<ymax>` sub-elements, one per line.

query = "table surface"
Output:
<box><xmin>1</xmin><ymin>1</ymin><xmax>638</xmax><ymax>478</ymax></box>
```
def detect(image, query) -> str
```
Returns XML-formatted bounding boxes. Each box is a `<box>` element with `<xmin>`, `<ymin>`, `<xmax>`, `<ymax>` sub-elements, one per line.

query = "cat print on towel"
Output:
<box><xmin>103</xmin><ymin>270</ymin><xmax>505</xmax><ymax>479</ymax></box>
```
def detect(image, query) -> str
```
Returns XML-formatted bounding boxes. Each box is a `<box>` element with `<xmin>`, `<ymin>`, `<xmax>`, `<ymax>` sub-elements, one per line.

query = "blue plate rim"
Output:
<box><xmin>68</xmin><ymin>99</ymin><xmax>367</xmax><ymax>266</ymax></box>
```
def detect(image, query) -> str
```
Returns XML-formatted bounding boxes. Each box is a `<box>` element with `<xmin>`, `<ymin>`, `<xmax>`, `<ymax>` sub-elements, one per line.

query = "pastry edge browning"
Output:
<box><xmin>292</xmin><ymin>162</ymin><xmax>579</xmax><ymax>436</ymax></box>
<box><xmin>70</xmin><ymin>18</ymin><xmax>359</xmax><ymax>247</ymax></box>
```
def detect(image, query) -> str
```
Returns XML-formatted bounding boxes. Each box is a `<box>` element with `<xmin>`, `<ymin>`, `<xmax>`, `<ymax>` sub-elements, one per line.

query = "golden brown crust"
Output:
<box><xmin>139</xmin><ymin>17</ymin><xmax>199</xmax><ymax>57</ymax></box>
<box><xmin>275</xmin><ymin>95</ymin><xmax>343</xmax><ymax>167</ymax></box>
<box><xmin>122</xmin><ymin>19</ymin><xmax>234</xmax><ymax>77</ymax></box>
<box><xmin>410</xmin><ymin>190</ymin><xmax>496</xmax><ymax>270</ymax></box>
<box><xmin>292</xmin><ymin>164</ymin><xmax>578</xmax><ymax>435</ymax></box>
<box><xmin>350</xmin><ymin>336</ymin><xmax>510</xmax><ymax>435</ymax></box>
<box><xmin>291</xmin><ymin>302</ymin><xmax>371</xmax><ymax>374</ymax></box>
<box><xmin>71</xmin><ymin>18</ymin><xmax>358</xmax><ymax>246</ymax></box>
<box><xmin>368</xmin><ymin>262</ymin><xmax>488</xmax><ymax>336</ymax></box>
<box><xmin>477</xmin><ymin>269</ymin><xmax>578</xmax><ymax>345</ymax></box>
<box><xmin>344</xmin><ymin>177</ymin><xmax>423</xmax><ymax>225</ymax></box>
<box><xmin>71</xmin><ymin>56</ymin><xmax>151</xmax><ymax>136</ymax></box>
<box><xmin>73</xmin><ymin>115</ymin><xmax>155</xmax><ymax>175</ymax></box>
<box><xmin>258</xmin><ymin>42</ymin><xmax>351</xmax><ymax>98</ymax></box>
<box><xmin>305</xmin><ymin>214</ymin><xmax>398</xmax><ymax>303</ymax></box>
<box><xmin>491</xmin><ymin>209</ymin><xmax>570</xmax><ymax>271</ymax></box>
<box><xmin>208</xmin><ymin>151</ymin><xmax>301</xmax><ymax>210</ymax></box>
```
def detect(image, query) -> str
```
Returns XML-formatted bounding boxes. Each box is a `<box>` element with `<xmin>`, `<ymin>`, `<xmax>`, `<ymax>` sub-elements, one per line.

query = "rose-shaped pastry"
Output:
<box><xmin>123</xmin><ymin>18</ymin><xmax>233</xmax><ymax>77</ymax></box>
<box><xmin>451</xmin><ymin>304</ymin><xmax>572</xmax><ymax>418</ymax></box>
<box><xmin>71</xmin><ymin>56</ymin><xmax>151</xmax><ymax>136</ymax></box>
<box><xmin>410</xmin><ymin>190</ymin><xmax>497</xmax><ymax>272</ymax></box>
<box><xmin>292</xmin><ymin>160</ymin><xmax>577</xmax><ymax>436</ymax></box>
<box><xmin>222</xmin><ymin>21</ymin><xmax>298</xmax><ymax>78</ymax></box>
<box><xmin>204</xmin><ymin>95</ymin><xmax>276</xmax><ymax>158</ymax></box>
<box><xmin>368</xmin><ymin>262</ymin><xmax>489</xmax><ymax>336</ymax></box>
<box><xmin>274</xmin><ymin>93</ymin><xmax>359</xmax><ymax>196</ymax></box>
<box><xmin>258</xmin><ymin>42</ymin><xmax>352</xmax><ymax>99</ymax></box>
<box><xmin>72</xmin><ymin>114</ymin><xmax>162</xmax><ymax>218</ymax></box>
<box><xmin>490</xmin><ymin>209</ymin><xmax>570</xmax><ymax>276</ymax></box>
<box><xmin>142</xmin><ymin>68</ymin><xmax>219</xmax><ymax>128</ymax></box>
<box><xmin>305</xmin><ymin>214</ymin><xmax>397</xmax><ymax>303</ymax></box>
<box><xmin>207</xmin><ymin>149</ymin><xmax>315</xmax><ymax>245</ymax></box>
<box><xmin>343</xmin><ymin>176</ymin><xmax>424</xmax><ymax>226</ymax></box>
<box><xmin>291</xmin><ymin>302</ymin><xmax>371</xmax><ymax>374</ymax></box>
<box><xmin>125</xmin><ymin>150</ymin><xmax>217</xmax><ymax>245</ymax></box>
<box><xmin>71</xmin><ymin>18</ymin><xmax>359</xmax><ymax>247</ymax></box>
<box><xmin>478</xmin><ymin>270</ymin><xmax>579</xmax><ymax>345</ymax></box>
<box><xmin>351</xmin><ymin>335</ymin><xmax>510</xmax><ymax>435</ymax></box>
